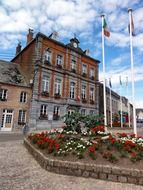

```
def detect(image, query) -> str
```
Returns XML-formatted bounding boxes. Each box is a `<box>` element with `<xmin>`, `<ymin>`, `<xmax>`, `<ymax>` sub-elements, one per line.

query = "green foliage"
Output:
<box><xmin>62</xmin><ymin>112</ymin><xmax>83</xmax><ymax>133</ymax></box>
<box><xmin>82</xmin><ymin>114</ymin><xmax>104</xmax><ymax>129</ymax></box>
<box><xmin>62</xmin><ymin>112</ymin><xmax>104</xmax><ymax>133</ymax></box>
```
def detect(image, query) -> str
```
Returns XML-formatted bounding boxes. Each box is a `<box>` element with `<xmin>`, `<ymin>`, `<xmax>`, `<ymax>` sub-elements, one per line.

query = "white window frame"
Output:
<box><xmin>20</xmin><ymin>92</ymin><xmax>27</xmax><ymax>103</ymax></box>
<box><xmin>54</xmin><ymin>79</ymin><xmax>62</xmax><ymax>95</ymax></box>
<box><xmin>53</xmin><ymin>106</ymin><xmax>60</xmax><ymax>115</ymax></box>
<box><xmin>18</xmin><ymin>110</ymin><xmax>26</xmax><ymax>123</ymax></box>
<box><xmin>40</xmin><ymin>105</ymin><xmax>47</xmax><ymax>116</ymax></box>
<box><xmin>44</xmin><ymin>49</ymin><xmax>52</xmax><ymax>62</ymax></box>
<box><xmin>70</xmin><ymin>82</ymin><xmax>75</xmax><ymax>99</ymax></box>
<box><xmin>90</xmin><ymin>68</ymin><xmax>94</xmax><ymax>77</ymax></box>
<box><xmin>0</xmin><ymin>89</ymin><xmax>7</xmax><ymax>100</ymax></box>
<box><xmin>90</xmin><ymin>87</ymin><xmax>94</xmax><ymax>100</ymax></box>
<box><xmin>71</xmin><ymin>56</ymin><xmax>76</xmax><ymax>70</ymax></box>
<box><xmin>81</xmin><ymin>109</ymin><xmax>86</xmax><ymax>115</ymax></box>
<box><xmin>81</xmin><ymin>85</ymin><xmax>86</xmax><ymax>99</ymax></box>
<box><xmin>82</xmin><ymin>64</ymin><xmax>87</xmax><ymax>74</ymax></box>
<box><xmin>42</xmin><ymin>76</ymin><xmax>50</xmax><ymax>92</ymax></box>
<box><xmin>56</xmin><ymin>54</ymin><xmax>63</xmax><ymax>65</ymax></box>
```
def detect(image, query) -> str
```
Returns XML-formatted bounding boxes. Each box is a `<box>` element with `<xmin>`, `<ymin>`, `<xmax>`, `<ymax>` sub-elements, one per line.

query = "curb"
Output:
<box><xmin>24</xmin><ymin>138</ymin><xmax>143</xmax><ymax>186</ymax></box>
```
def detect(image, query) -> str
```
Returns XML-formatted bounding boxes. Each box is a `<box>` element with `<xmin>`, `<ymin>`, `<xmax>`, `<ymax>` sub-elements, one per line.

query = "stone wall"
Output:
<box><xmin>24</xmin><ymin>138</ymin><xmax>143</xmax><ymax>185</ymax></box>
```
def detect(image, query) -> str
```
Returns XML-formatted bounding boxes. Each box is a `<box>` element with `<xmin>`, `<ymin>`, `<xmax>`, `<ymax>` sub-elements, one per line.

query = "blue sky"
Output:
<box><xmin>0</xmin><ymin>0</ymin><xmax>143</xmax><ymax>108</ymax></box>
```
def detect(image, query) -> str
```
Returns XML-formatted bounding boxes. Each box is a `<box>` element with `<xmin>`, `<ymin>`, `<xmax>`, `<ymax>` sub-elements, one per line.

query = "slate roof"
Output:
<box><xmin>0</xmin><ymin>60</ymin><xmax>29</xmax><ymax>87</ymax></box>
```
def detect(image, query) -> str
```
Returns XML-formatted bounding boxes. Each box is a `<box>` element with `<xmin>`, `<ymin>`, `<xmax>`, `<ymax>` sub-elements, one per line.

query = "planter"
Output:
<box><xmin>41</xmin><ymin>91</ymin><xmax>49</xmax><ymax>97</ymax></box>
<box><xmin>71</xmin><ymin>68</ymin><xmax>76</xmax><ymax>73</ymax></box>
<box><xmin>53</xmin><ymin>114</ymin><xmax>60</xmax><ymax>120</ymax></box>
<box><xmin>39</xmin><ymin>114</ymin><xmax>48</xmax><ymax>120</ymax></box>
<box><xmin>54</xmin><ymin>93</ymin><xmax>61</xmax><ymax>99</ymax></box>
<box><xmin>44</xmin><ymin>60</ymin><xmax>51</xmax><ymax>65</ymax></box>
<box><xmin>90</xmin><ymin>100</ymin><xmax>95</xmax><ymax>104</ymax></box>
<box><xmin>82</xmin><ymin>98</ymin><xmax>87</xmax><ymax>103</ymax></box>
<box><xmin>56</xmin><ymin>64</ymin><xmax>62</xmax><ymax>69</ymax></box>
<box><xmin>82</xmin><ymin>73</ymin><xmax>87</xmax><ymax>77</ymax></box>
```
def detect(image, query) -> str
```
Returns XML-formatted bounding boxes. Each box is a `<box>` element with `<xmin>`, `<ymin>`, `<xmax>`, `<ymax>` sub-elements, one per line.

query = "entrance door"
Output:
<box><xmin>1</xmin><ymin>109</ymin><xmax>13</xmax><ymax>131</ymax></box>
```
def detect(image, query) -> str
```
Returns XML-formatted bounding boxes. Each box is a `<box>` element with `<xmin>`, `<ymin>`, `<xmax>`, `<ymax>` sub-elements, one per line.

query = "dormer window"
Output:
<box><xmin>44</xmin><ymin>48</ymin><xmax>52</xmax><ymax>64</ymax></box>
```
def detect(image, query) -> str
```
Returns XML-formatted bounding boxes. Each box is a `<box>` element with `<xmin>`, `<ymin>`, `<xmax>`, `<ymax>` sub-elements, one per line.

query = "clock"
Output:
<box><xmin>73</xmin><ymin>42</ymin><xmax>77</xmax><ymax>48</ymax></box>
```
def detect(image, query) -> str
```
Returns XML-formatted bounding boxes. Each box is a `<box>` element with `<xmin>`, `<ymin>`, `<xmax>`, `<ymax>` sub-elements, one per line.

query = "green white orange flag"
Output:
<box><xmin>103</xmin><ymin>18</ymin><xmax>110</xmax><ymax>37</ymax></box>
<box><xmin>128</xmin><ymin>12</ymin><xmax>135</xmax><ymax>36</ymax></box>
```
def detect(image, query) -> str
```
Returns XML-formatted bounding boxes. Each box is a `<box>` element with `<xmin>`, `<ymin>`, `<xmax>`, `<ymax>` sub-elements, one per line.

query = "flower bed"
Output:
<box><xmin>27</xmin><ymin>126</ymin><xmax>143</xmax><ymax>166</ymax></box>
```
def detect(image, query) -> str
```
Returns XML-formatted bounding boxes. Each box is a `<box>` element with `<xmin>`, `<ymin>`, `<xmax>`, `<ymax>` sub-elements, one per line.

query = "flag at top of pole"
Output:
<box><xmin>103</xmin><ymin>17</ymin><xmax>110</xmax><ymax>37</ymax></box>
<box><xmin>119</xmin><ymin>76</ymin><xmax>122</xmax><ymax>86</ymax></box>
<box><xmin>128</xmin><ymin>10</ymin><xmax>135</xmax><ymax>36</ymax></box>
<box><xmin>109</xmin><ymin>78</ymin><xmax>112</xmax><ymax>88</ymax></box>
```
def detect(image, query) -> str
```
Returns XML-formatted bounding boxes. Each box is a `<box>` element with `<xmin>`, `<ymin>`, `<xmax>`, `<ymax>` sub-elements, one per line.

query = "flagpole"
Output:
<box><xmin>109</xmin><ymin>78</ymin><xmax>113</xmax><ymax>128</ymax></box>
<box><xmin>101</xmin><ymin>15</ymin><xmax>107</xmax><ymax>128</ymax></box>
<box><xmin>126</xmin><ymin>76</ymin><xmax>131</xmax><ymax>128</ymax></box>
<box><xmin>128</xmin><ymin>8</ymin><xmax>137</xmax><ymax>136</ymax></box>
<box><xmin>120</xmin><ymin>85</ymin><xmax>123</xmax><ymax>128</ymax></box>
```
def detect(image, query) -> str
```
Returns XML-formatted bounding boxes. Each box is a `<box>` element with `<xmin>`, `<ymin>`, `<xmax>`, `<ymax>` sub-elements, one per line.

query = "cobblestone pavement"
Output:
<box><xmin>0</xmin><ymin>140</ymin><xmax>143</xmax><ymax>190</ymax></box>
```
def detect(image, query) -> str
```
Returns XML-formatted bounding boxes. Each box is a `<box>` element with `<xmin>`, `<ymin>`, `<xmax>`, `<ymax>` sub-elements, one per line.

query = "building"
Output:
<box><xmin>99</xmin><ymin>83</ymin><xmax>133</xmax><ymax>127</ymax></box>
<box><xmin>11</xmin><ymin>30</ymin><xmax>100</xmax><ymax>130</ymax></box>
<box><xmin>136</xmin><ymin>109</ymin><xmax>143</xmax><ymax>123</ymax></box>
<box><xmin>0</xmin><ymin>60</ymin><xmax>31</xmax><ymax>131</ymax></box>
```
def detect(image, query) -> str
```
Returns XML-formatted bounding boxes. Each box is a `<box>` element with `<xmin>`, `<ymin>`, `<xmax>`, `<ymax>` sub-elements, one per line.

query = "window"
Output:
<box><xmin>44</xmin><ymin>49</ymin><xmax>52</xmax><ymax>63</ymax></box>
<box><xmin>40</xmin><ymin>105</ymin><xmax>47</xmax><ymax>116</ymax></box>
<box><xmin>18</xmin><ymin>110</ymin><xmax>26</xmax><ymax>124</ymax></box>
<box><xmin>90</xmin><ymin>68</ymin><xmax>94</xmax><ymax>79</ymax></box>
<box><xmin>81</xmin><ymin>109</ymin><xmax>86</xmax><ymax>115</ymax></box>
<box><xmin>90</xmin><ymin>87</ymin><xmax>94</xmax><ymax>101</ymax></box>
<box><xmin>81</xmin><ymin>85</ymin><xmax>86</xmax><ymax>99</ymax></box>
<box><xmin>54</xmin><ymin>79</ymin><xmax>62</xmax><ymax>95</ymax></box>
<box><xmin>71</xmin><ymin>56</ymin><xmax>76</xmax><ymax>71</ymax></box>
<box><xmin>70</xmin><ymin>82</ymin><xmax>75</xmax><ymax>99</ymax></box>
<box><xmin>89</xmin><ymin>110</ymin><xmax>95</xmax><ymax>115</ymax></box>
<box><xmin>42</xmin><ymin>76</ymin><xmax>50</xmax><ymax>92</ymax></box>
<box><xmin>53</xmin><ymin>106</ymin><xmax>60</xmax><ymax>120</ymax></box>
<box><xmin>0</xmin><ymin>89</ymin><xmax>7</xmax><ymax>101</ymax></box>
<box><xmin>53</xmin><ymin>106</ymin><xmax>60</xmax><ymax>115</ymax></box>
<box><xmin>56</xmin><ymin>54</ymin><xmax>63</xmax><ymax>66</ymax></box>
<box><xmin>82</xmin><ymin>64</ymin><xmax>87</xmax><ymax>74</ymax></box>
<box><xmin>20</xmin><ymin>92</ymin><xmax>27</xmax><ymax>103</ymax></box>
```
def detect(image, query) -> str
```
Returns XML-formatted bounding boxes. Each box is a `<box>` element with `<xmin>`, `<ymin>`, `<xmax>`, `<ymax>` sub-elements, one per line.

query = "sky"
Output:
<box><xmin>0</xmin><ymin>0</ymin><xmax>143</xmax><ymax>108</ymax></box>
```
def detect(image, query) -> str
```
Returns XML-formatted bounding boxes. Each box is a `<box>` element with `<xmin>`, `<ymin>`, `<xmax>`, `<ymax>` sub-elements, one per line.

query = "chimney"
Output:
<box><xmin>15</xmin><ymin>42</ymin><xmax>21</xmax><ymax>55</ymax></box>
<box><xmin>26</xmin><ymin>29</ymin><xmax>33</xmax><ymax>44</ymax></box>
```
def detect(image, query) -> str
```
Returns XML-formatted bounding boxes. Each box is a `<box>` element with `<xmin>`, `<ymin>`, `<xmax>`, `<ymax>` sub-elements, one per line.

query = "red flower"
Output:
<box><xmin>88</xmin><ymin>145</ymin><xmax>96</xmax><ymax>153</ymax></box>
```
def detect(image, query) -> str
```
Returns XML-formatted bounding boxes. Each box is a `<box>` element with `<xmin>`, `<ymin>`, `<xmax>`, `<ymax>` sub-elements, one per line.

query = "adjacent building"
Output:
<box><xmin>0</xmin><ymin>60</ymin><xmax>31</xmax><ymax>131</ymax></box>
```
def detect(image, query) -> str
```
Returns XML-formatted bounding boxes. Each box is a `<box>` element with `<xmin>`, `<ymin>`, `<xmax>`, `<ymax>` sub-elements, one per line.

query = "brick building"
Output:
<box><xmin>11</xmin><ymin>30</ymin><xmax>100</xmax><ymax>129</ymax></box>
<box><xmin>0</xmin><ymin>60</ymin><xmax>31</xmax><ymax>131</ymax></box>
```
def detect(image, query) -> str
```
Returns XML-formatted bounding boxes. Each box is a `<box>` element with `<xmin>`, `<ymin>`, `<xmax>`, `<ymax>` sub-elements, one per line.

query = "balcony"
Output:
<box><xmin>39</xmin><ymin>114</ymin><xmax>48</xmax><ymax>120</ymax></box>
<box><xmin>41</xmin><ymin>91</ymin><xmax>49</xmax><ymax>97</ymax></box>
<box><xmin>54</xmin><ymin>93</ymin><xmax>61</xmax><ymax>99</ymax></box>
<box><xmin>44</xmin><ymin>60</ymin><xmax>51</xmax><ymax>65</ymax></box>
